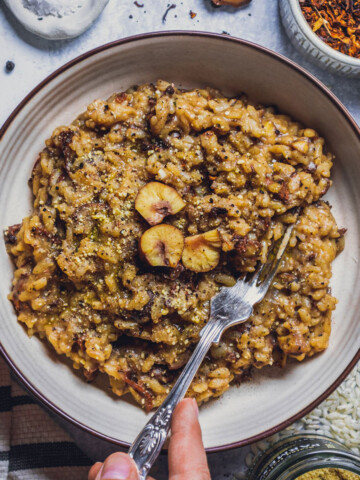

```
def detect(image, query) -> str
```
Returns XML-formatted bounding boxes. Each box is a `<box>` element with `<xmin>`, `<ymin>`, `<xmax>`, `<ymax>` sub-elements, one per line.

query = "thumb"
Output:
<box><xmin>168</xmin><ymin>398</ymin><xmax>210</xmax><ymax>480</ymax></box>
<box><xmin>95</xmin><ymin>452</ymin><xmax>139</xmax><ymax>480</ymax></box>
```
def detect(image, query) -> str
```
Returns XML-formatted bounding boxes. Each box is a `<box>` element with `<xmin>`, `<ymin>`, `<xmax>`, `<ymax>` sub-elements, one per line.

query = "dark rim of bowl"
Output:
<box><xmin>0</xmin><ymin>31</ymin><xmax>359</xmax><ymax>453</ymax></box>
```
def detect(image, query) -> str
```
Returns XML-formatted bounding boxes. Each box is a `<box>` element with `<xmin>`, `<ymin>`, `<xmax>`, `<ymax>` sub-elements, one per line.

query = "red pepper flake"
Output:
<box><xmin>134</xmin><ymin>1</ymin><xmax>144</xmax><ymax>7</ymax></box>
<box><xmin>190</xmin><ymin>10</ymin><xmax>197</xmax><ymax>18</ymax></box>
<box><xmin>300</xmin><ymin>0</ymin><xmax>360</xmax><ymax>58</ymax></box>
<box><xmin>162</xmin><ymin>3</ymin><xmax>176</xmax><ymax>23</ymax></box>
<box><xmin>115</xmin><ymin>92</ymin><xmax>127</xmax><ymax>103</ymax></box>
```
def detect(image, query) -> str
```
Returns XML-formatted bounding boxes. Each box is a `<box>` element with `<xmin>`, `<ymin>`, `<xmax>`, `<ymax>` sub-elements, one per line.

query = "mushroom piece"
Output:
<box><xmin>212</xmin><ymin>0</ymin><xmax>251</xmax><ymax>6</ymax></box>
<box><xmin>182</xmin><ymin>229</ymin><xmax>222</xmax><ymax>273</ymax></box>
<box><xmin>139</xmin><ymin>224</ymin><xmax>184</xmax><ymax>268</ymax></box>
<box><xmin>135</xmin><ymin>182</ymin><xmax>186</xmax><ymax>226</ymax></box>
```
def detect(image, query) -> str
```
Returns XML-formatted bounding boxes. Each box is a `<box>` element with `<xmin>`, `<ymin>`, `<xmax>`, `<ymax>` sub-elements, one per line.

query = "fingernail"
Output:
<box><xmin>100</xmin><ymin>453</ymin><xmax>132</xmax><ymax>480</ymax></box>
<box><xmin>192</xmin><ymin>398</ymin><xmax>199</xmax><ymax>417</ymax></box>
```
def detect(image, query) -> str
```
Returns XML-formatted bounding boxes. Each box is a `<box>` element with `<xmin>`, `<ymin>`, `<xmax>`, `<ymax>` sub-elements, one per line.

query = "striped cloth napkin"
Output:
<box><xmin>1</xmin><ymin>350</ymin><xmax>357</xmax><ymax>480</ymax></box>
<box><xmin>0</xmin><ymin>356</ymin><xmax>92</xmax><ymax>480</ymax></box>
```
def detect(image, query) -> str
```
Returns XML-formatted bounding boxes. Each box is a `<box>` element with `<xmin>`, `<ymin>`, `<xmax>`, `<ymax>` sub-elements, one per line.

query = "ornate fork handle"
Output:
<box><xmin>128</xmin><ymin>318</ymin><xmax>225</xmax><ymax>480</ymax></box>
<box><xmin>129</xmin><ymin>222</ymin><xmax>295</xmax><ymax>479</ymax></box>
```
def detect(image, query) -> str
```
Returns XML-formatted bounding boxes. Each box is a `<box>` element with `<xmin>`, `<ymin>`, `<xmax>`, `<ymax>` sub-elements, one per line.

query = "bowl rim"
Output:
<box><xmin>0</xmin><ymin>30</ymin><xmax>359</xmax><ymax>453</ymax></box>
<box><xmin>285</xmin><ymin>0</ymin><xmax>360</xmax><ymax>66</ymax></box>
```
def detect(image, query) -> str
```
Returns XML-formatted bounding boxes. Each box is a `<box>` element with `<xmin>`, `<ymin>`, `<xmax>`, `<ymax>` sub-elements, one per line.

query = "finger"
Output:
<box><xmin>88</xmin><ymin>462</ymin><xmax>103</xmax><ymax>480</ymax></box>
<box><xmin>168</xmin><ymin>398</ymin><xmax>210</xmax><ymax>480</ymax></box>
<box><xmin>95</xmin><ymin>452</ymin><xmax>139</xmax><ymax>480</ymax></box>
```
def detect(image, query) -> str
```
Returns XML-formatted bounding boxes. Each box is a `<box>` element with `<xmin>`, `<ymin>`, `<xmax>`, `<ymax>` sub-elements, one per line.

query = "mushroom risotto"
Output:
<box><xmin>4</xmin><ymin>80</ymin><xmax>345</xmax><ymax>410</ymax></box>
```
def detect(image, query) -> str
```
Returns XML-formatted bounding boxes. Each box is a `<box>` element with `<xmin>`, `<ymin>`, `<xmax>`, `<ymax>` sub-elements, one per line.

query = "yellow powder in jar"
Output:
<box><xmin>297</xmin><ymin>468</ymin><xmax>360</xmax><ymax>480</ymax></box>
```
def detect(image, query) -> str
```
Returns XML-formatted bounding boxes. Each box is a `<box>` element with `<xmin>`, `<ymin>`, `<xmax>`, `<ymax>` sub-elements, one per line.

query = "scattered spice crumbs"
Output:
<box><xmin>190</xmin><ymin>10</ymin><xmax>197</xmax><ymax>18</ymax></box>
<box><xmin>5</xmin><ymin>61</ymin><xmax>15</xmax><ymax>73</ymax></box>
<box><xmin>162</xmin><ymin>3</ymin><xmax>176</xmax><ymax>23</ymax></box>
<box><xmin>300</xmin><ymin>0</ymin><xmax>360</xmax><ymax>58</ymax></box>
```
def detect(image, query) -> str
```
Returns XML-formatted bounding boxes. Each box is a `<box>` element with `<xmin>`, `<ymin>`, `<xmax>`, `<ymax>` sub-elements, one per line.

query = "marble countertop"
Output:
<box><xmin>1</xmin><ymin>1</ymin><xmax>359</xmax><ymax>479</ymax></box>
<box><xmin>1</xmin><ymin>0</ymin><xmax>359</xmax><ymax>128</ymax></box>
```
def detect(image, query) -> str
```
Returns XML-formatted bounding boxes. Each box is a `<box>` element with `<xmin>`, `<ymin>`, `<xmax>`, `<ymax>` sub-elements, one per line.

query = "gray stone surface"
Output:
<box><xmin>1</xmin><ymin>1</ymin><xmax>359</xmax><ymax>478</ymax></box>
<box><xmin>1</xmin><ymin>0</ymin><xmax>359</xmax><ymax>127</ymax></box>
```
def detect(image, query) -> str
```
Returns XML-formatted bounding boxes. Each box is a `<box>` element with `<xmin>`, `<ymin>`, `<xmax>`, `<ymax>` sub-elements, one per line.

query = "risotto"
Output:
<box><xmin>4</xmin><ymin>80</ymin><xmax>345</xmax><ymax>410</ymax></box>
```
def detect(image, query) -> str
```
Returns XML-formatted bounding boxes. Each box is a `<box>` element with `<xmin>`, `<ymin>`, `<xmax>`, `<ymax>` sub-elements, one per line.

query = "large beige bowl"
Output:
<box><xmin>0</xmin><ymin>32</ymin><xmax>359</xmax><ymax>451</ymax></box>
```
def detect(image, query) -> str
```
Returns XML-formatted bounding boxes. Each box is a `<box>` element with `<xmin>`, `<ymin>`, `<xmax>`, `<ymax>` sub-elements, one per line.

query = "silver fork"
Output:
<box><xmin>129</xmin><ymin>222</ymin><xmax>295</xmax><ymax>480</ymax></box>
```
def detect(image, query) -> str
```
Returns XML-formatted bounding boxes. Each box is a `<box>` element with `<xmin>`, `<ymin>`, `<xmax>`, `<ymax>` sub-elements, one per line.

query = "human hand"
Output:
<box><xmin>88</xmin><ymin>398</ymin><xmax>210</xmax><ymax>480</ymax></box>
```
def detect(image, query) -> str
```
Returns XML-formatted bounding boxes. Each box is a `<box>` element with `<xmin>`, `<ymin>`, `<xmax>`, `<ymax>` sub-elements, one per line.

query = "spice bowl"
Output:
<box><xmin>279</xmin><ymin>0</ymin><xmax>360</xmax><ymax>77</ymax></box>
<box><xmin>247</xmin><ymin>433</ymin><xmax>360</xmax><ymax>480</ymax></box>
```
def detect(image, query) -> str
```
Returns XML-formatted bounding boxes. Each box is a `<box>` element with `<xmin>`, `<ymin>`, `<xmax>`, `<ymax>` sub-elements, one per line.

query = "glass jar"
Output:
<box><xmin>247</xmin><ymin>433</ymin><xmax>360</xmax><ymax>480</ymax></box>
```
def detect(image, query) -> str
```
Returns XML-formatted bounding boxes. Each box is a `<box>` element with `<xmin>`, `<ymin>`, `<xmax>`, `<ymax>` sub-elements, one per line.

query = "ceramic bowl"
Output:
<box><xmin>279</xmin><ymin>0</ymin><xmax>360</xmax><ymax>77</ymax></box>
<box><xmin>0</xmin><ymin>32</ymin><xmax>359</xmax><ymax>451</ymax></box>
